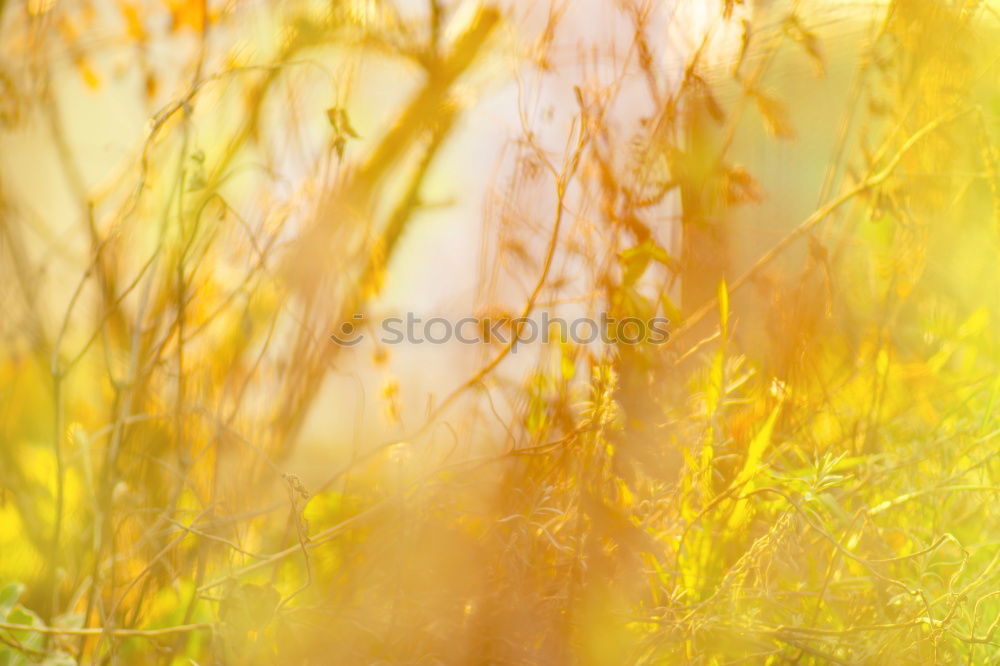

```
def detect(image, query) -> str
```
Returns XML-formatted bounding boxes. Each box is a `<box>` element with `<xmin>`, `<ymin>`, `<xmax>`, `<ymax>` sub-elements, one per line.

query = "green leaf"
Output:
<box><xmin>6</xmin><ymin>606</ymin><xmax>45</xmax><ymax>654</ymax></box>
<box><xmin>0</xmin><ymin>582</ymin><xmax>24</xmax><ymax>619</ymax></box>
<box><xmin>728</xmin><ymin>404</ymin><xmax>781</xmax><ymax>529</ymax></box>
<box><xmin>621</xmin><ymin>247</ymin><xmax>652</xmax><ymax>288</ymax></box>
<box><xmin>620</xmin><ymin>239</ymin><xmax>677</xmax><ymax>287</ymax></box>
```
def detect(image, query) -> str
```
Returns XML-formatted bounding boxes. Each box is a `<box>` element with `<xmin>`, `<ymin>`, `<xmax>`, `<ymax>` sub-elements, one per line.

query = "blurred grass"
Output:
<box><xmin>1</xmin><ymin>0</ymin><xmax>1000</xmax><ymax>664</ymax></box>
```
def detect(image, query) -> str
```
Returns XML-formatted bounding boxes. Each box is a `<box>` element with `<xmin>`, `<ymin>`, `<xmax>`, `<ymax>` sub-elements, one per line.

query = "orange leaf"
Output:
<box><xmin>119</xmin><ymin>1</ymin><xmax>147</xmax><ymax>41</ymax></box>
<box><xmin>166</xmin><ymin>0</ymin><xmax>205</xmax><ymax>33</ymax></box>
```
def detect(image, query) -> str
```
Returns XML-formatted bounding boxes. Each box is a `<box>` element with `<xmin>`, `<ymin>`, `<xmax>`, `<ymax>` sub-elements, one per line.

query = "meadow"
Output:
<box><xmin>1</xmin><ymin>0</ymin><xmax>999</xmax><ymax>663</ymax></box>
